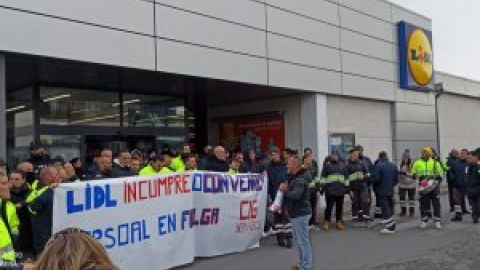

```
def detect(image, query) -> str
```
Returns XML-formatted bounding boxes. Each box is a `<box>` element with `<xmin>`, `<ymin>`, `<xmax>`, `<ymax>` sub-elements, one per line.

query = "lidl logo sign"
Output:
<box><xmin>398</xmin><ymin>21</ymin><xmax>434</xmax><ymax>90</ymax></box>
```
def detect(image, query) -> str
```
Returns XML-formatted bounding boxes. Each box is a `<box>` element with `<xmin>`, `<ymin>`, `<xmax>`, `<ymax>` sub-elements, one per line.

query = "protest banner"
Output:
<box><xmin>53</xmin><ymin>172</ymin><xmax>267</xmax><ymax>270</ymax></box>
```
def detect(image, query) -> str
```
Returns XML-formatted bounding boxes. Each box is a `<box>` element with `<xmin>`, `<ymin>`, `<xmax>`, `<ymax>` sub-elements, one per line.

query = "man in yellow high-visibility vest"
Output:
<box><xmin>411</xmin><ymin>147</ymin><xmax>444</xmax><ymax>229</ymax></box>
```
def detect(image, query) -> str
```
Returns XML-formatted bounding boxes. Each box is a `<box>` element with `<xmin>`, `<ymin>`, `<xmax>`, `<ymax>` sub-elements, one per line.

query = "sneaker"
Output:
<box><xmin>352</xmin><ymin>216</ymin><xmax>359</xmax><ymax>222</ymax></box>
<box><xmin>420</xmin><ymin>221</ymin><xmax>428</xmax><ymax>229</ymax></box>
<box><xmin>380</xmin><ymin>228</ymin><xmax>395</xmax><ymax>234</ymax></box>
<box><xmin>261</xmin><ymin>231</ymin><xmax>268</xmax><ymax>238</ymax></box>
<box><xmin>434</xmin><ymin>221</ymin><xmax>442</xmax><ymax>230</ymax></box>
<box><xmin>291</xmin><ymin>264</ymin><xmax>300</xmax><ymax>270</ymax></box>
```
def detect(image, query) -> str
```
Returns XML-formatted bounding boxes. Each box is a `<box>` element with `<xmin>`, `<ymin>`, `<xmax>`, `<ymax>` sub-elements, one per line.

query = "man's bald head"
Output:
<box><xmin>39</xmin><ymin>166</ymin><xmax>59</xmax><ymax>186</ymax></box>
<box><xmin>214</xmin><ymin>146</ymin><xmax>227</xmax><ymax>161</ymax></box>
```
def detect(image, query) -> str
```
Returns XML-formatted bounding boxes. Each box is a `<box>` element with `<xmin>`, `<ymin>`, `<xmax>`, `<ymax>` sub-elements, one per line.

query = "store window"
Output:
<box><xmin>40</xmin><ymin>135</ymin><xmax>81</xmax><ymax>163</ymax></box>
<box><xmin>122</xmin><ymin>93</ymin><xmax>186</xmax><ymax>128</ymax></box>
<box><xmin>6</xmin><ymin>87</ymin><xmax>34</xmax><ymax>167</ymax></box>
<box><xmin>39</xmin><ymin>87</ymin><xmax>120</xmax><ymax>126</ymax></box>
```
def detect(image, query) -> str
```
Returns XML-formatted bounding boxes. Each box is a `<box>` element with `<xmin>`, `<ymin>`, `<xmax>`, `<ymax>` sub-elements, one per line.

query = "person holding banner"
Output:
<box><xmin>27</xmin><ymin>166</ymin><xmax>60</xmax><ymax>258</ymax></box>
<box><xmin>279</xmin><ymin>155</ymin><xmax>313</xmax><ymax>270</ymax></box>
<box><xmin>267</xmin><ymin>148</ymin><xmax>292</xmax><ymax>248</ymax></box>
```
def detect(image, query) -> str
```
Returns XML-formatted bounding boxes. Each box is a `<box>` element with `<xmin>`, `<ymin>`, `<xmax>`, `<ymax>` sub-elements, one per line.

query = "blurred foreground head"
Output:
<box><xmin>36</xmin><ymin>228</ymin><xmax>118</xmax><ymax>270</ymax></box>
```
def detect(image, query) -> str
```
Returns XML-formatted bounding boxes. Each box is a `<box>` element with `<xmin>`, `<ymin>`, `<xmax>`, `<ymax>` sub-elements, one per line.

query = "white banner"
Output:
<box><xmin>53</xmin><ymin>172</ymin><xmax>267</xmax><ymax>270</ymax></box>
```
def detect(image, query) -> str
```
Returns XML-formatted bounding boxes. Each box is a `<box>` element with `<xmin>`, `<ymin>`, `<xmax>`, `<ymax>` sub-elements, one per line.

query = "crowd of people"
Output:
<box><xmin>264</xmin><ymin>145</ymin><xmax>480</xmax><ymax>270</ymax></box>
<box><xmin>0</xmin><ymin>141</ymin><xmax>480</xmax><ymax>270</ymax></box>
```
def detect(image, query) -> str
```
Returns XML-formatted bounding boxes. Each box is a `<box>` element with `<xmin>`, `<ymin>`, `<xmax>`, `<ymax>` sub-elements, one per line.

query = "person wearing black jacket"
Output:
<box><xmin>8</xmin><ymin>171</ymin><xmax>33</xmax><ymax>260</ymax></box>
<box><xmin>27</xmin><ymin>144</ymin><xmax>52</xmax><ymax>175</ymax></box>
<box><xmin>347</xmin><ymin>149</ymin><xmax>370</xmax><ymax>222</ymax></box>
<box><xmin>279</xmin><ymin>155</ymin><xmax>312</xmax><ymax>270</ymax></box>
<box><xmin>28</xmin><ymin>167</ymin><xmax>59</xmax><ymax>258</ymax></box>
<box><xmin>371</xmin><ymin>152</ymin><xmax>398</xmax><ymax>234</ymax></box>
<box><xmin>111</xmin><ymin>150</ymin><xmax>137</xmax><ymax>178</ymax></box>
<box><xmin>240</xmin><ymin>149</ymin><xmax>264</xmax><ymax>174</ymax></box>
<box><xmin>466</xmin><ymin>149</ymin><xmax>480</xmax><ymax>223</ymax></box>
<box><xmin>450</xmin><ymin>149</ymin><xmax>471</xmax><ymax>221</ymax></box>
<box><xmin>87</xmin><ymin>157</ymin><xmax>113</xmax><ymax>180</ymax></box>
<box><xmin>267</xmin><ymin>148</ymin><xmax>291</xmax><ymax>248</ymax></box>
<box><xmin>446</xmin><ymin>149</ymin><xmax>460</xmax><ymax>213</ymax></box>
<box><xmin>320</xmin><ymin>155</ymin><xmax>348</xmax><ymax>231</ymax></box>
<box><xmin>200</xmin><ymin>146</ymin><xmax>229</xmax><ymax>172</ymax></box>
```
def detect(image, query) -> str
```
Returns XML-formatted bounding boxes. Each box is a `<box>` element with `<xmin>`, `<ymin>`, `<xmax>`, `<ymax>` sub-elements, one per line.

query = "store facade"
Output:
<box><xmin>0</xmin><ymin>0</ymin><xmax>479</xmax><ymax>166</ymax></box>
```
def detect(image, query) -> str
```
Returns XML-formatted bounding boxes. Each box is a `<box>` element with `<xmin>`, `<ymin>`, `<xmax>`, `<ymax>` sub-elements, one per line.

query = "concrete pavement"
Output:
<box><xmin>178</xmin><ymin>194</ymin><xmax>480</xmax><ymax>270</ymax></box>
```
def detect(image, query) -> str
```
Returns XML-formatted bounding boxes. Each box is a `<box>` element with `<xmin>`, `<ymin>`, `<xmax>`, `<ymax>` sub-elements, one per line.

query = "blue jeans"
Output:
<box><xmin>290</xmin><ymin>214</ymin><xmax>313</xmax><ymax>270</ymax></box>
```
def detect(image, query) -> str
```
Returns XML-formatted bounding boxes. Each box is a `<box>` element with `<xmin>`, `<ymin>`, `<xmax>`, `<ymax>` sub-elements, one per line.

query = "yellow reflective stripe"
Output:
<box><xmin>320</xmin><ymin>175</ymin><xmax>346</xmax><ymax>184</ymax></box>
<box><xmin>0</xmin><ymin>243</ymin><xmax>15</xmax><ymax>261</ymax></box>
<box><xmin>26</xmin><ymin>186</ymin><xmax>49</xmax><ymax>215</ymax></box>
<box><xmin>348</xmin><ymin>172</ymin><xmax>363</xmax><ymax>181</ymax></box>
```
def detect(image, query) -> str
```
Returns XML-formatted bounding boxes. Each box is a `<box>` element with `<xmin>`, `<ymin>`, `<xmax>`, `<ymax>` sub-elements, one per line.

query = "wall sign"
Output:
<box><xmin>398</xmin><ymin>21</ymin><xmax>435</xmax><ymax>90</ymax></box>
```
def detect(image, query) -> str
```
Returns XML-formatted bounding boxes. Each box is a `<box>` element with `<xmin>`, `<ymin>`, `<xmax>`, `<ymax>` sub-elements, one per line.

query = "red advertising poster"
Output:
<box><xmin>218</xmin><ymin>116</ymin><xmax>285</xmax><ymax>156</ymax></box>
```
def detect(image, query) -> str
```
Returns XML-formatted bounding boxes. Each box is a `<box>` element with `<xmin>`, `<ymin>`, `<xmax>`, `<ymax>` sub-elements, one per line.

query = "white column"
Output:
<box><xmin>0</xmin><ymin>55</ymin><xmax>6</xmax><ymax>160</ymax></box>
<box><xmin>300</xmin><ymin>93</ymin><xmax>328</xmax><ymax>163</ymax></box>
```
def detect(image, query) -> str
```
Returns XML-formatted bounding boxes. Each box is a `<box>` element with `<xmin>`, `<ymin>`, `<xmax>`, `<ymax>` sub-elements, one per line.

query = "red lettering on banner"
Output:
<box><xmin>239</xmin><ymin>200</ymin><xmax>258</xmax><ymax>221</ymax></box>
<box><xmin>138</xmin><ymin>181</ymin><xmax>148</xmax><ymax>200</ymax></box>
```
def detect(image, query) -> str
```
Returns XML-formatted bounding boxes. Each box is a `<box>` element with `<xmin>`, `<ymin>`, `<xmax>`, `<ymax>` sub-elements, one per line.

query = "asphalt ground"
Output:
<box><xmin>178</xmin><ymin>194</ymin><xmax>480</xmax><ymax>270</ymax></box>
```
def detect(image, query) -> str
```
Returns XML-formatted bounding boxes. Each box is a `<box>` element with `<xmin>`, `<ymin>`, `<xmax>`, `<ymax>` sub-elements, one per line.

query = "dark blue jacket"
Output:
<box><xmin>321</xmin><ymin>162</ymin><xmax>349</xmax><ymax>196</ymax></box>
<box><xmin>240</xmin><ymin>157</ymin><xmax>265</xmax><ymax>174</ymax></box>
<box><xmin>267</xmin><ymin>161</ymin><xmax>288</xmax><ymax>201</ymax></box>
<box><xmin>371</xmin><ymin>159</ymin><xmax>398</xmax><ymax>197</ymax></box>
<box><xmin>29</xmin><ymin>186</ymin><xmax>54</xmax><ymax>257</ymax></box>
<box><xmin>467</xmin><ymin>164</ymin><xmax>480</xmax><ymax>198</ymax></box>
<box><xmin>446</xmin><ymin>157</ymin><xmax>459</xmax><ymax>184</ymax></box>
<box><xmin>111</xmin><ymin>163</ymin><xmax>137</xmax><ymax>178</ymax></box>
<box><xmin>200</xmin><ymin>155</ymin><xmax>229</xmax><ymax>172</ymax></box>
<box><xmin>450</xmin><ymin>158</ymin><xmax>469</xmax><ymax>190</ymax></box>
<box><xmin>283</xmin><ymin>169</ymin><xmax>311</xmax><ymax>219</ymax></box>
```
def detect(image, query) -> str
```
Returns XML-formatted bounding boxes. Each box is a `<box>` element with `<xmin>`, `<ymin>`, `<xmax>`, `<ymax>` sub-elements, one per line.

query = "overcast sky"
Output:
<box><xmin>389</xmin><ymin>0</ymin><xmax>480</xmax><ymax>81</ymax></box>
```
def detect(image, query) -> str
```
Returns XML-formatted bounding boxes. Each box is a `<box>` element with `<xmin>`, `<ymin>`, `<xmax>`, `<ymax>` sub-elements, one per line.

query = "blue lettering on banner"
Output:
<box><xmin>192</xmin><ymin>173</ymin><xmax>203</xmax><ymax>192</ymax></box>
<box><xmin>66</xmin><ymin>184</ymin><xmax>118</xmax><ymax>214</ymax></box>
<box><xmin>190</xmin><ymin>173</ymin><xmax>264</xmax><ymax>194</ymax></box>
<box><xmin>158</xmin><ymin>214</ymin><xmax>177</xmax><ymax>236</ymax></box>
<box><xmin>181</xmin><ymin>208</ymin><xmax>220</xmax><ymax>229</ymax></box>
<box><xmin>90</xmin><ymin>220</ymin><xmax>150</xmax><ymax>249</ymax></box>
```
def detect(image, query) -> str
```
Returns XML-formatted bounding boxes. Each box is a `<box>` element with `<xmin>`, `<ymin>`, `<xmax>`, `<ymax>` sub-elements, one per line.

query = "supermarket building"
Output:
<box><xmin>0</xmin><ymin>0</ymin><xmax>479</xmax><ymax>165</ymax></box>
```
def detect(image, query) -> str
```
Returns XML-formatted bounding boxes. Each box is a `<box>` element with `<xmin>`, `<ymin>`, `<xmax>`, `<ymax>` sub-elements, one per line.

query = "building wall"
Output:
<box><xmin>438</xmin><ymin>93</ymin><xmax>480</xmax><ymax>155</ymax></box>
<box><xmin>0</xmin><ymin>0</ymin><xmax>432</xmax><ymax>101</ymax></box>
<box><xmin>327</xmin><ymin>96</ymin><xmax>393</xmax><ymax>161</ymax></box>
<box><xmin>435</xmin><ymin>72</ymin><xmax>480</xmax><ymax>156</ymax></box>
